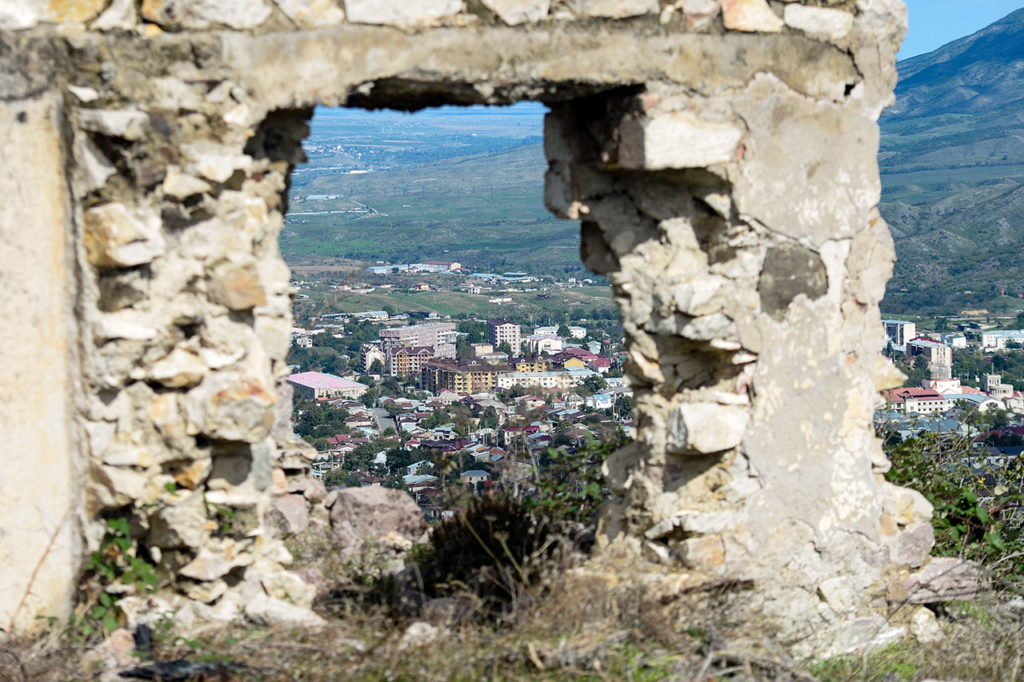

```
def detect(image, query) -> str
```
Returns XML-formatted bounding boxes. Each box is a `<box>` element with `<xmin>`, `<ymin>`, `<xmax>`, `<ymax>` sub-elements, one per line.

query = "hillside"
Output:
<box><xmin>281</xmin><ymin>105</ymin><xmax>588</xmax><ymax>277</ymax></box>
<box><xmin>880</xmin><ymin>8</ymin><xmax>1024</xmax><ymax>312</ymax></box>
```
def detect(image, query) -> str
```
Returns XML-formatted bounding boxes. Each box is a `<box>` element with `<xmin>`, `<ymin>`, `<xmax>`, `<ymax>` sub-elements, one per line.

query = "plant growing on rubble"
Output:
<box><xmin>75</xmin><ymin>516</ymin><xmax>159</xmax><ymax>640</ymax></box>
<box><xmin>884</xmin><ymin>433</ymin><xmax>1024</xmax><ymax>590</ymax></box>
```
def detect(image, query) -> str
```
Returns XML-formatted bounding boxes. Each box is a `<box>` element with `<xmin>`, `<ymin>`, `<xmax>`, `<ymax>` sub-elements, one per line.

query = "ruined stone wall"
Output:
<box><xmin>0</xmin><ymin>0</ymin><xmax>931</xmax><ymax>653</ymax></box>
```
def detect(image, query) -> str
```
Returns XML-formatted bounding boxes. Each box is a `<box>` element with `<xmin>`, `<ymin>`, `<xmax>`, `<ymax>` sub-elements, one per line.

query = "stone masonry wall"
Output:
<box><xmin>0</xmin><ymin>0</ymin><xmax>931</xmax><ymax>653</ymax></box>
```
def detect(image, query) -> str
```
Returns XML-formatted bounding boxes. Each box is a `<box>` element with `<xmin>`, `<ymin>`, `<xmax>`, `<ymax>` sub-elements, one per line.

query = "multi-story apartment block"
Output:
<box><xmin>388</xmin><ymin>345</ymin><xmax>435</xmax><ymax>377</ymax></box>
<box><xmin>379</xmin><ymin>322</ymin><xmax>457</xmax><ymax>358</ymax></box>
<box><xmin>360</xmin><ymin>343</ymin><xmax>386</xmax><ymax>373</ymax></box>
<box><xmin>907</xmin><ymin>337</ymin><xmax>953</xmax><ymax>369</ymax></box>
<box><xmin>487</xmin><ymin>318</ymin><xmax>521</xmax><ymax>354</ymax></box>
<box><xmin>883</xmin><ymin>320</ymin><xmax>916</xmax><ymax>350</ymax></box>
<box><xmin>421</xmin><ymin>359</ymin><xmax>510</xmax><ymax>394</ymax></box>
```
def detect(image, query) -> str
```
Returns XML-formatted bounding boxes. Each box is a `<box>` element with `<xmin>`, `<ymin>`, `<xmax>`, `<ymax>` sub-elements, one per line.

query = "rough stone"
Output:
<box><xmin>329</xmin><ymin>486</ymin><xmax>424</xmax><ymax>557</ymax></box>
<box><xmin>758</xmin><ymin>244</ymin><xmax>828</xmax><ymax>320</ymax></box>
<box><xmin>243</xmin><ymin>591</ymin><xmax>325</xmax><ymax>627</ymax></box>
<box><xmin>721</xmin><ymin>0</ymin><xmax>782</xmax><ymax>32</ymax></box>
<box><xmin>91</xmin><ymin>0</ymin><xmax>138</xmax><ymax>30</ymax></box>
<box><xmin>481</xmin><ymin>0</ymin><xmax>548</xmax><ymax>25</ymax></box>
<box><xmin>207</xmin><ymin>262</ymin><xmax>268</xmax><ymax>311</ymax></box>
<box><xmin>162</xmin><ymin>168</ymin><xmax>212</xmax><ymax>199</ymax></box>
<box><xmin>79</xmin><ymin>109</ymin><xmax>149</xmax><ymax>141</ymax></box>
<box><xmin>667</xmin><ymin>402</ymin><xmax>749</xmax><ymax>454</ymax></box>
<box><xmin>343</xmin><ymin>0</ymin><xmax>463</xmax><ymax>26</ymax></box>
<box><xmin>275</xmin><ymin>0</ymin><xmax>345</xmax><ymax>27</ymax></box>
<box><xmin>150</xmin><ymin>348</ymin><xmax>207</xmax><ymax>388</ymax></box>
<box><xmin>270</xmin><ymin>494</ymin><xmax>310</xmax><ymax>535</ymax></box>
<box><xmin>680</xmin><ymin>0</ymin><xmax>720</xmax><ymax>29</ymax></box>
<box><xmin>148</xmin><ymin>492</ymin><xmax>207</xmax><ymax>549</ymax></box>
<box><xmin>573</xmin><ymin>0</ymin><xmax>658</xmax><ymax>19</ymax></box>
<box><xmin>784</xmin><ymin>5</ymin><xmax>854</xmax><ymax>42</ymax></box>
<box><xmin>83</xmin><ymin>203</ymin><xmax>165</xmax><ymax>269</ymax></box>
<box><xmin>888</xmin><ymin>521</ymin><xmax>934</xmax><ymax>568</ymax></box>
<box><xmin>141</xmin><ymin>0</ymin><xmax>272</xmax><ymax>29</ymax></box>
<box><xmin>178</xmin><ymin>540</ymin><xmax>254</xmax><ymax>581</ymax></box>
<box><xmin>618</xmin><ymin>111</ymin><xmax>743</xmax><ymax>170</ymax></box>
<box><xmin>905</xmin><ymin>558</ymin><xmax>985</xmax><ymax>604</ymax></box>
<box><xmin>909</xmin><ymin>606</ymin><xmax>943</xmax><ymax>644</ymax></box>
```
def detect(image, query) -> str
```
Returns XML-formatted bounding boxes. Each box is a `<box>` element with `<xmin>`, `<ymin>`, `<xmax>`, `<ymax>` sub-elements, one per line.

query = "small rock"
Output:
<box><xmin>783</xmin><ymin>5</ymin><xmax>853</xmax><ymax>43</ymax></box>
<box><xmin>889</xmin><ymin>522</ymin><xmax>934</xmax><ymax>568</ymax></box>
<box><xmin>244</xmin><ymin>592</ymin><xmax>325</xmax><ymax>627</ymax></box>
<box><xmin>910</xmin><ymin>606</ymin><xmax>943</xmax><ymax>644</ymax></box>
<box><xmin>344</xmin><ymin>0</ymin><xmax>463</xmax><ymax>26</ymax></box>
<box><xmin>79</xmin><ymin>109</ymin><xmax>149</xmax><ymax>141</ymax></box>
<box><xmin>79</xmin><ymin>628</ymin><xmax>135</xmax><ymax>675</ymax></box>
<box><xmin>573</xmin><ymin>0</ymin><xmax>658</xmax><ymax>18</ymax></box>
<box><xmin>162</xmin><ymin>168</ymin><xmax>212</xmax><ymax>199</ymax></box>
<box><xmin>398</xmin><ymin>621</ymin><xmax>443</xmax><ymax>650</ymax></box>
<box><xmin>275</xmin><ymin>0</ymin><xmax>345</xmax><ymax>27</ymax></box>
<box><xmin>178</xmin><ymin>540</ymin><xmax>254</xmax><ymax>582</ymax></box>
<box><xmin>141</xmin><ymin>0</ymin><xmax>272</xmax><ymax>29</ymax></box>
<box><xmin>91</xmin><ymin>0</ymin><xmax>137</xmax><ymax>30</ymax></box>
<box><xmin>0</xmin><ymin>3</ymin><xmax>40</xmax><ymax>30</ymax></box>
<box><xmin>150</xmin><ymin>348</ymin><xmax>207</xmax><ymax>388</ymax></box>
<box><xmin>74</xmin><ymin>135</ymin><xmax>116</xmax><ymax>193</ymax></box>
<box><xmin>680</xmin><ymin>0</ymin><xmax>719</xmax><ymax>29</ymax></box>
<box><xmin>721</xmin><ymin>0</ymin><xmax>782</xmax><ymax>32</ymax></box>
<box><xmin>618</xmin><ymin>111</ymin><xmax>743</xmax><ymax>170</ymax></box>
<box><xmin>904</xmin><ymin>558</ymin><xmax>984</xmax><ymax>604</ymax></box>
<box><xmin>83</xmin><ymin>203</ymin><xmax>165</xmax><ymax>269</ymax></box>
<box><xmin>481</xmin><ymin>0</ymin><xmax>548</xmax><ymax>25</ymax></box>
<box><xmin>148</xmin><ymin>492</ymin><xmax>206</xmax><ymax>550</ymax></box>
<box><xmin>270</xmin><ymin>494</ymin><xmax>310</xmax><ymax>535</ymax></box>
<box><xmin>207</xmin><ymin>262</ymin><xmax>267</xmax><ymax>311</ymax></box>
<box><xmin>68</xmin><ymin>84</ymin><xmax>99</xmax><ymax>102</ymax></box>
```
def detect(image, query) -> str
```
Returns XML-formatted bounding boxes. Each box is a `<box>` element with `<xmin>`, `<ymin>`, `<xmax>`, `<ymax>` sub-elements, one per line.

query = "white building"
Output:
<box><xmin>981</xmin><ymin>329</ymin><xmax>1024</xmax><ymax>350</ymax></box>
<box><xmin>883</xmin><ymin>319</ymin><xmax>916</xmax><ymax>351</ymax></box>
<box><xmin>488</xmin><ymin>318</ymin><xmax>522</xmax><ymax>354</ymax></box>
<box><xmin>525</xmin><ymin>333</ymin><xmax>563</xmax><ymax>355</ymax></box>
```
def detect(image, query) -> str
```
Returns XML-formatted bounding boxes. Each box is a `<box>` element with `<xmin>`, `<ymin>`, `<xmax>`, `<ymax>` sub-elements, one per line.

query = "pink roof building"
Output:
<box><xmin>288</xmin><ymin>371</ymin><xmax>368</xmax><ymax>400</ymax></box>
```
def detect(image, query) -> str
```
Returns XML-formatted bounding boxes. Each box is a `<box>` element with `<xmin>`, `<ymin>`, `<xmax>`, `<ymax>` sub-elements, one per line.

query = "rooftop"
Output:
<box><xmin>288</xmin><ymin>371</ymin><xmax>366</xmax><ymax>390</ymax></box>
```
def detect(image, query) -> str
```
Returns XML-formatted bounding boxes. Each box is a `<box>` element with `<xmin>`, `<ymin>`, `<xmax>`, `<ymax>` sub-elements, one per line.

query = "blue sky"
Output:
<box><xmin>901</xmin><ymin>0</ymin><xmax>1024</xmax><ymax>57</ymax></box>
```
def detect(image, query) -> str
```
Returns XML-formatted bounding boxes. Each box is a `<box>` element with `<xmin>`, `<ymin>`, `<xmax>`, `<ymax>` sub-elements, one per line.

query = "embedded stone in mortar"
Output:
<box><xmin>757</xmin><ymin>244</ymin><xmax>828</xmax><ymax>320</ymax></box>
<box><xmin>667</xmin><ymin>402</ymin><xmax>750</xmax><ymax>454</ymax></box>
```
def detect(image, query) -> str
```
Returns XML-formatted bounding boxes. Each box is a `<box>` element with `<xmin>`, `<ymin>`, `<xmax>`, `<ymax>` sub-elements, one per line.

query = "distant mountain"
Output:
<box><xmin>880</xmin><ymin>8</ymin><xmax>1024</xmax><ymax>312</ymax></box>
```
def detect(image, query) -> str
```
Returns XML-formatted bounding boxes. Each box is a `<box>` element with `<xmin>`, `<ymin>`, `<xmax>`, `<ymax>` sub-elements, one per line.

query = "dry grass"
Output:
<box><xmin>4</xmin><ymin>530</ymin><xmax>1023</xmax><ymax>681</ymax></box>
<box><xmin>3</xmin><ymin>589</ymin><xmax>1023</xmax><ymax>681</ymax></box>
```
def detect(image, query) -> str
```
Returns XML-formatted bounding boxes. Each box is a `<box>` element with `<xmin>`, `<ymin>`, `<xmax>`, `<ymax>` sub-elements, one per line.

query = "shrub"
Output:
<box><xmin>885</xmin><ymin>433</ymin><xmax>1024</xmax><ymax>591</ymax></box>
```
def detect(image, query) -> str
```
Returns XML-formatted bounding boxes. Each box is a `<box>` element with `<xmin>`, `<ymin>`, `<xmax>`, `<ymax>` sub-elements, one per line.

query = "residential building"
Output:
<box><xmin>498</xmin><ymin>371</ymin><xmax>583</xmax><ymax>391</ymax></box>
<box><xmin>360</xmin><ymin>343</ymin><xmax>386</xmax><ymax>372</ymax></box>
<box><xmin>525</xmin><ymin>333</ymin><xmax>562</xmax><ymax>355</ymax></box>
<box><xmin>288</xmin><ymin>371</ymin><xmax>369</xmax><ymax>400</ymax></box>
<box><xmin>488</xmin><ymin>318</ymin><xmax>521</xmax><ymax>354</ymax></box>
<box><xmin>421</xmin><ymin>359</ymin><xmax>510</xmax><ymax>394</ymax></box>
<box><xmin>907</xmin><ymin>338</ymin><xmax>952</xmax><ymax>369</ymax></box>
<box><xmin>388</xmin><ymin>345</ymin><xmax>435</xmax><ymax>377</ymax></box>
<box><xmin>379</xmin><ymin>322</ymin><xmax>457</xmax><ymax>358</ymax></box>
<box><xmin>883</xmin><ymin>320</ymin><xmax>917</xmax><ymax>351</ymax></box>
<box><xmin>981</xmin><ymin>329</ymin><xmax>1024</xmax><ymax>350</ymax></box>
<box><xmin>883</xmin><ymin>388</ymin><xmax>950</xmax><ymax>414</ymax></box>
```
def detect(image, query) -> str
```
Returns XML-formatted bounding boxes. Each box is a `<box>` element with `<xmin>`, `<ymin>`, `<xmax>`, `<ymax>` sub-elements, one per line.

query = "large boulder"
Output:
<box><xmin>329</xmin><ymin>486</ymin><xmax>424</xmax><ymax>558</ymax></box>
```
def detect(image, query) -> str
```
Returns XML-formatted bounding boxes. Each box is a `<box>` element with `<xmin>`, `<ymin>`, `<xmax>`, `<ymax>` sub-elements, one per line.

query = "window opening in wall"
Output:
<box><xmin>282</xmin><ymin>103</ymin><xmax>632</xmax><ymax>504</ymax></box>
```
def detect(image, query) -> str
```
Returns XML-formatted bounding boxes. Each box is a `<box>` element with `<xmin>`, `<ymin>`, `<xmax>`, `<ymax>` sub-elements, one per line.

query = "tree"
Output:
<box><xmin>369</xmin><ymin>359</ymin><xmax>384</xmax><ymax>375</ymax></box>
<box><xmin>557</xmin><ymin>323</ymin><xmax>571</xmax><ymax>339</ymax></box>
<box><xmin>386</xmin><ymin>447</ymin><xmax>414</xmax><ymax>473</ymax></box>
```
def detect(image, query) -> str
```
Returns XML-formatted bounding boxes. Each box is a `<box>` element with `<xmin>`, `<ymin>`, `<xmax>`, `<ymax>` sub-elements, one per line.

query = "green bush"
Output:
<box><xmin>885</xmin><ymin>433</ymin><xmax>1024</xmax><ymax>591</ymax></box>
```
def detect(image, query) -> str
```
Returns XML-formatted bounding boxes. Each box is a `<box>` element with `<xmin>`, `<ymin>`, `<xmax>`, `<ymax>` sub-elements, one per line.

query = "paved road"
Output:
<box><xmin>371</xmin><ymin>407</ymin><xmax>397</xmax><ymax>434</ymax></box>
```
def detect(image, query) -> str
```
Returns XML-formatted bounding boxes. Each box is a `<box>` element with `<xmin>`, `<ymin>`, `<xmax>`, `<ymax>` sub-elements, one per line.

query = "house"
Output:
<box><xmin>460</xmin><ymin>470</ymin><xmax>490</xmax><ymax>485</ymax></box>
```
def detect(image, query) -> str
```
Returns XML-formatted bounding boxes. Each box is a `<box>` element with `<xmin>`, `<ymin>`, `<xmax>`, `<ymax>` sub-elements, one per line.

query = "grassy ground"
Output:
<box><xmin>6</xmin><ymin>573</ymin><xmax>1022</xmax><ymax>681</ymax></box>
